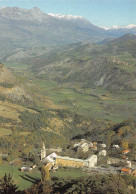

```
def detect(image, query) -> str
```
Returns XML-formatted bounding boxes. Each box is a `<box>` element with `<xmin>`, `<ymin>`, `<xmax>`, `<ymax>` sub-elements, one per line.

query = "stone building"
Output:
<box><xmin>80</xmin><ymin>143</ymin><xmax>89</xmax><ymax>153</ymax></box>
<box><xmin>55</xmin><ymin>155</ymin><xmax>97</xmax><ymax>168</ymax></box>
<box><xmin>84</xmin><ymin>155</ymin><xmax>97</xmax><ymax>168</ymax></box>
<box><xmin>126</xmin><ymin>160</ymin><xmax>131</xmax><ymax>168</ymax></box>
<box><xmin>113</xmin><ymin>144</ymin><xmax>119</xmax><ymax>149</ymax></box>
<box><xmin>100</xmin><ymin>144</ymin><xmax>106</xmax><ymax>148</ymax></box>
<box><xmin>55</xmin><ymin>156</ymin><xmax>84</xmax><ymax>168</ymax></box>
<box><xmin>46</xmin><ymin>152</ymin><xmax>57</xmax><ymax>163</ymax></box>
<box><xmin>99</xmin><ymin>150</ymin><xmax>107</xmax><ymax>156</ymax></box>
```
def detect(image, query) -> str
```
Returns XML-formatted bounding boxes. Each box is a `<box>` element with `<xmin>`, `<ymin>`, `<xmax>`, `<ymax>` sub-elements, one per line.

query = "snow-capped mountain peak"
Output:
<box><xmin>0</xmin><ymin>6</ymin><xmax>8</xmax><ymax>9</ymax></box>
<box><xmin>48</xmin><ymin>13</ymin><xmax>83</xmax><ymax>20</ymax></box>
<box><xmin>102</xmin><ymin>24</ymin><xmax>136</xmax><ymax>30</ymax></box>
<box><xmin>124</xmin><ymin>24</ymin><xmax>136</xmax><ymax>29</ymax></box>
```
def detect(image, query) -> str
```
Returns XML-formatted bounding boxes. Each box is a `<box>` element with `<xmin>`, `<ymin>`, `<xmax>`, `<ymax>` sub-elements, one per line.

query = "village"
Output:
<box><xmin>20</xmin><ymin>139</ymin><xmax>136</xmax><ymax>180</ymax></box>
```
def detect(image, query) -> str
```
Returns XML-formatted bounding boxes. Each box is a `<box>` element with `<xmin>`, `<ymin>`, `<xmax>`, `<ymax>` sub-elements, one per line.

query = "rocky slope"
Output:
<box><xmin>0</xmin><ymin>63</ymin><xmax>32</xmax><ymax>101</ymax></box>
<box><xmin>0</xmin><ymin>63</ymin><xmax>16</xmax><ymax>83</ymax></box>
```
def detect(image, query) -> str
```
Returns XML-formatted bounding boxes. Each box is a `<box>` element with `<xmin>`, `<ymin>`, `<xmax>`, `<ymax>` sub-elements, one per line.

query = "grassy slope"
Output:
<box><xmin>4</xmin><ymin>62</ymin><xmax>135</xmax><ymax>123</ymax></box>
<box><xmin>0</xmin><ymin>127</ymin><xmax>12</xmax><ymax>137</ymax></box>
<box><xmin>0</xmin><ymin>100</ymin><xmax>36</xmax><ymax>121</ymax></box>
<box><xmin>51</xmin><ymin>167</ymin><xmax>86</xmax><ymax>179</ymax></box>
<box><xmin>0</xmin><ymin>165</ymin><xmax>40</xmax><ymax>190</ymax></box>
<box><xmin>0</xmin><ymin>165</ymin><xmax>85</xmax><ymax>190</ymax></box>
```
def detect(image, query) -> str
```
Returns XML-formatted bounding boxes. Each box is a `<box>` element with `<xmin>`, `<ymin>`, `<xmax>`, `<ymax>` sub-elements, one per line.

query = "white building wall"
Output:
<box><xmin>99</xmin><ymin>150</ymin><xmax>107</xmax><ymax>156</ymax></box>
<box><xmin>85</xmin><ymin>155</ymin><xmax>97</xmax><ymax>168</ymax></box>
<box><xmin>46</xmin><ymin>152</ymin><xmax>57</xmax><ymax>162</ymax></box>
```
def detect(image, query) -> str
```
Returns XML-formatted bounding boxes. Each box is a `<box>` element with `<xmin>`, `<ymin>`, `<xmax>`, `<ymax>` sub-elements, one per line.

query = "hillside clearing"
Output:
<box><xmin>0</xmin><ymin>127</ymin><xmax>12</xmax><ymax>137</ymax></box>
<box><xmin>0</xmin><ymin>100</ymin><xmax>37</xmax><ymax>121</ymax></box>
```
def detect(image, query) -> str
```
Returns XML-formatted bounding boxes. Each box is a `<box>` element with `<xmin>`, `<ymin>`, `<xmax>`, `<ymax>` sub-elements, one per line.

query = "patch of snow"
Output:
<box><xmin>0</xmin><ymin>6</ymin><xmax>7</xmax><ymax>9</ymax></box>
<box><xmin>102</xmin><ymin>24</ymin><xmax>136</xmax><ymax>30</ymax></box>
<box><xmin>48</xmin><ymin>13</ymin><xmax>83</xmax><ymax>20</ymax></box>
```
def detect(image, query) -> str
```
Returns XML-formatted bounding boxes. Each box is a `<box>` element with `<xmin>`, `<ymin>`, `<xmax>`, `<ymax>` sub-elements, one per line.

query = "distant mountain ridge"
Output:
<box><xmin>0</xmin><ymin>6</ymin><xmax>111</xmax><ymax>62</ymax></box>
<box><xmin>0</xmin><ymin>6</ymin><xmax>135</xmax><ymax>64</ymax></box>
<box><xmin>103</xmin><ymin>24</ymin><xmax>136</xmax><ymax>30</ymax></box>
<box><xmin>30</xmin><ymin>34</ymin><xmax>136</xmax><ymax>91</ymax></box>
<box><xmin>0</xmin><ymin>7</ymin><xmax>107</xmax><ymax>43</ymax></box>
<box><xmin>103</xmin><ymin>24</ymin><xmax>136</xmax><ymax>37</ymax></box>
<box><xmin>48</xmin><ymin>13</ymin><xmax>83</xmax><ymax>20</ymax></box>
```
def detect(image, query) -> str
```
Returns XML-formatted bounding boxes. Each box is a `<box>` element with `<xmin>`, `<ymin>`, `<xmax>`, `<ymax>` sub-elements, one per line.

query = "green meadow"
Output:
<box><xmin>33</xmin><ymin>78</ymin><xmax>135</xmax><ymax>122</ymax></box>
<box><xmin>0</xmin><ymin>165</ymin><xmax>41</xmax><ymax>191</ymax></box>
<box><xmin>51</xmin><ymin>167</ymin><xmax>86</xmax><ymax>179</ymax></box>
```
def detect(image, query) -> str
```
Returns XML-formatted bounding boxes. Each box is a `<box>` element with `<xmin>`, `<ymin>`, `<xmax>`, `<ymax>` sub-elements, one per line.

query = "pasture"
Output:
<box><xmin>0</xmin><ymin>165</ymin><xmax>41</xmax><ymax>191</ymax></box>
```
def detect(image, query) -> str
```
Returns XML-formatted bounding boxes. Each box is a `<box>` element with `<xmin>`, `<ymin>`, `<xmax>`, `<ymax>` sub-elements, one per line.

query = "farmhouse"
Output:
<box><xmin>100</xmin><ymin>144</ymin><xmax>106</xmax><ymax>148</ymax></box>
<box><xmin>121</xmin><ymin>168</ymin><xmax>132</xmax><ymax>174</ymax></box>
<box><xmin>113</xmin><ymin>144</ymin><xmax>120</xmax><ymax>149</ymax></box>
<box><xmin>74</xmin><ymin>139</ymin><xmax>89</xmax><ymax>152</ymax></box>
<box><xmin>122</xmin><ymin>149</ymin><xmax>130</xmax><ymax>155</ymax></box>
<box><xmin>126</xmin><ymin>160</ymin><xmax>131</xmax><ymax>168</ymax></box>
<box><xmin>99</xmin><ymin>150</ymin><xmax>107</xmax><ymax>156</ymax></box>
<box><xmin>78</xmin><ymin>142</ymin><xmax>89</xmax><ymax>153</ymax></box>
<box><xmin>131</xmin><ymin>170</ymin><xmax>136</xmax><ymax>176</ymax></box>
<box><xmin>91</xmin><ymin>145</ymin><xmax>97</xmax><ymax>151</ymax></box>
<box><xmin>21</xmin><ymin>165</ymin><xmax>32</xmax><ymax>172</ymax></box>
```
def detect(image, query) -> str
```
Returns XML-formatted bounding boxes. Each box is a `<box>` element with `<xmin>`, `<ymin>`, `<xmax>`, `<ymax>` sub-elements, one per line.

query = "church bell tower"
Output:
<box><xmin>41</xmin><ymin>142</ymin><xmax>46</xmax><ymax>160</ymax></box>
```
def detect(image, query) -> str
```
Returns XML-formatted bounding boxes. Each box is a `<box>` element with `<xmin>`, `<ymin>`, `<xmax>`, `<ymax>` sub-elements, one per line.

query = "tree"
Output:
<box><xmin>121</xmin><ymin>141</ymin><xmax>129</xmax><ymax>149</ymax></box>
<box><xmin>25</xmin><ymin>181</ymin><xmax>52</xmax><ymax>194</ymax></box>
<box><xmin>0</xmin><ymin>173</ymin><xmax>18</xmax><ymax>194</ymax></box>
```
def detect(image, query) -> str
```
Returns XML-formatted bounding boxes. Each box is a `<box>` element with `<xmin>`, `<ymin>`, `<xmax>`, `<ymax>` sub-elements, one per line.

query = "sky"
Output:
<box><xmin>0</xmin><ymin>0</ymin><xmax>135</xmax><ymax>27</ymax></box>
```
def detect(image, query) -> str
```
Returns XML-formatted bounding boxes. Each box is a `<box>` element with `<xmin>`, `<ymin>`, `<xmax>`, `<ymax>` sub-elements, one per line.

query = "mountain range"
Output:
<box><xmin>0</xmin><ymin>7</ymin><xmax>136</xmax><ymax>63</ymax></box>
<box><xmin>0</xmin><ymin>7</ymin><xmax>107</xmax><ymax>56</ymax></box>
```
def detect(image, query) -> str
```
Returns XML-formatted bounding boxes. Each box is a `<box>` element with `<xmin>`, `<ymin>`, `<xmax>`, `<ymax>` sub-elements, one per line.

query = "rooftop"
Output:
<box><xmin>121</xmin><ymin>168</ymin><xmax>131</xmax><ymax>173</ymax></box>
<box><xmin>122</xmin><ymin>149</ymin><xmax>130</xmax><ymax>153</ymax></box>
